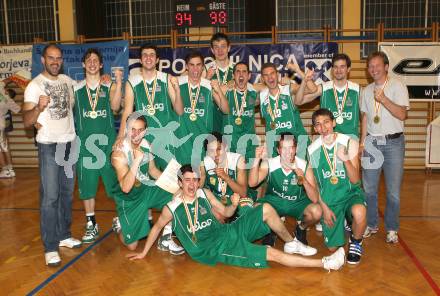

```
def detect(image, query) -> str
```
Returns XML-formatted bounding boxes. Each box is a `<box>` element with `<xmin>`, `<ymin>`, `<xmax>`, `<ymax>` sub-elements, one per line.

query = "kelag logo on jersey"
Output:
<box><xmin>187</xmin><ymin>219</ymin><xmax>213</xmax><ymax>233</ymax></box>
<box><xmin>184</xmin><ymin>107</ymin><xmax>205</xmax><ymax>117</ymax></box>
<box><xmin>332</xmin><ymin>111</ymin><xmax>352</xmax><ymax>121</ymax></box>
<box><xmin>142</xmin><ymin>103</ymin><xmax>165</xmax><ymax>112</ymax></box>
<box><xmin>276</xmin><ymin>121</ymin><xmax>292</xmax><ymax>130</ymax></box>
<box><xmin>304</xmin><ymin>59</ymin><xmax>332</xmax><ymax>83</ymax></box>
<box><xmin>83</xmin><ymin>109</ymin><xmax>107</xmax><ymax>118</ymax></box>
<box><xmin>232</xmin><ymin>109</ymin><xmax>253</xmax><ymax>117</ymax></box>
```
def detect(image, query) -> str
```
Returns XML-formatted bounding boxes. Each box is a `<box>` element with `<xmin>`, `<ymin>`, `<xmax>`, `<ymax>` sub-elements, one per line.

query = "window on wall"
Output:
<box><xmin>277</xmin><ymin>0</ymin><xmax>341</xmax><ymax>41</ymax></box>
<box><xmin>0</xmin><ymin>0</ymin><xmax>58</xmax><ymax>44</ymax></box>
<box><xmin>104</xmin><ymin>0</ymin><xmax>247</xmax><ymax>46</ymax></box>
<box><xmin>361</xmin><ymin>0</ymin><xmax>440</xmax><ymax>57</ymax></box>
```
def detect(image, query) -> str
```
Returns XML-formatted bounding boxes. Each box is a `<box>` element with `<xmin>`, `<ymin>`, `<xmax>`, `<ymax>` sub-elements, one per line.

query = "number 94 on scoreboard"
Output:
<box><xmin>175</xmin><ymin>0</ymin><xmax>228</xmax><ymax>28</ymax></box>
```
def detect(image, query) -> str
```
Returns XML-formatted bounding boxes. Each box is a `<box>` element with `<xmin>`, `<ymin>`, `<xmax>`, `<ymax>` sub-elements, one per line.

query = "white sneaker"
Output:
<box><xmin>284</xmin><ymin>237</ymin><xmax>317</xmax><ymax>256</ymax></box>
<box><xmin>363</xmin><ymin>226</ymin><xmax>379</xmax><ymax>238</ymax></box>
<box><xmin>386</xmin><ymin>231</ymin><xmax>399</xmax><ymax>244</ymax></box>
<box><xmin>45</xmin><ymin>251</ymin><xmax>61</xmax><ymax>267</ymax></box>
<box><xmin>0</xmin><ymin>169</ymin><xmax>13</xmax><ymax>178</ymax></box>
<box><xmin>59</xmin><ymin>237</ymin><xmax>82</xmax><ymax>249</ymax></box>
<box><xmin>157</xmin><ymin>234</ymin><xmax>185</xmax><ymax>255</ymax></box>
<box><xmin>7</xmin><ymin>169</ymin><xmax>15</xmax><ymax>177</ymax></box>
<box><xmin>112</xmin><ymin>217</ymin><xmax>121</xmax><ymax>233</ymax></box>
<box><xmin>322</xmin><ymin>247</ymin><xmax>345</xmax><ymax>271</ymax></box>
<box><xmin>315</xmin><ymin>222</ymin><xmax>323</xmax><ymax>232</ymax></box>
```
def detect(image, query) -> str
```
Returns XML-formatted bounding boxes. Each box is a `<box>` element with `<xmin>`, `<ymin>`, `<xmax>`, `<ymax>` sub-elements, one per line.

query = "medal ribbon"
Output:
<box><xmin>233</xmin><ymin>88</ymin><xmax>247</xmax><ymax>118</ymax></box>
<box><xmin>266</xmin><ymin>87</ymin><xmax>280</xmax><ymax>124</ymax></box>
<box><xmin>215</xmin><ymin>65</ymin><xmax>230</xmax><ymax>85</ymax></box>
<box><xmin>217</xmin><ymin>158</ymin><xmax>229</xmax><ymax>197</ymax></box>
<box><xmin>181</xmin><ymin>194</ymin><xmax>199</xmax><ymax>241</ymax></box>
<box><xmin>189</xmin><ymin>83</ymin><xmax>201</xmax><ymax>115</ymax></box>
<box><xmin>143</xmin><ymin>74</ymin><xmax>158</xmax><ymax>110</ymax></box>
<box><xmin>322</xmin><ymin>138</ymin><xmax>338</xmax><ymax>178</ymax></box>
<box><xmin>332</xmin><ymin>82</ymin><xmax>348</xmax><ymax>116</ymax></box>
<box><xmin>374</xmin><ymin>78</ymin><xmax>388</xmax><ymax>118</ymax></box>
<box><xmin>85</xmin><ymin>83</ymin><xmax>101</xmax><ymax>112</ymax></box>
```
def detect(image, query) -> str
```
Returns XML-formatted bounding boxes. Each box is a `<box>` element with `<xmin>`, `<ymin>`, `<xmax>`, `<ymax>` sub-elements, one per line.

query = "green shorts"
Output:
<box><xmin>77</xmin><ymin>152</ymin><xmax>118</xmax><ymax>200</ymax></box>
<box><xmin>114</xmin><ymin>185</ymin><xmax>173</xmax><ymax>244</ymax></box>
<box><xmin>322</xmin><ymin>194</ymin><xmax>366</xmax><ymax>248</ymax></box>
<box><xmin>217</xmin><ymin>205</ymin><xmax>271</xmax><ymax>268</ymax></box>
<box><xmin>258</xmin><ymin>194</ymin><xmax>311</xmax><ymax>220</ymax></box>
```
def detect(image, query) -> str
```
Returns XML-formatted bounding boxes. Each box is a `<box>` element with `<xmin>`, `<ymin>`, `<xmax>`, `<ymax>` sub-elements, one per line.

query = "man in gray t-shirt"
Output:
<box><xmin>360</xmin><ymin>51</ymin><xmax>409</xmax><ymax>244</ymax></box>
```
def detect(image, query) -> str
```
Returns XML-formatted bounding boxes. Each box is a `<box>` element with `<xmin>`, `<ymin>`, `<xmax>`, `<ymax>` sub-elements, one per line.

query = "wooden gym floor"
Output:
<box><xmin>1</xmin><ymin>169</ymin><xmax>439</xmax><ymax>295</ymax></box>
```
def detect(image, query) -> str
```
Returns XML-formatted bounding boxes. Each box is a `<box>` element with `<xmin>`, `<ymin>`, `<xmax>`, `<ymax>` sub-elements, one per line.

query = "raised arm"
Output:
<box><xmin>294</xmin><ymin>70</ymin><xmax>322</xmax><ymax>106</ymax></box>
<box><xmin>248</xmin><ymin>146</ymin><xmax>269</xmax><ymax>187</ymax></box>
<box><xmin>216</xmin><ymin>157</ymin><xmax>247</xmax><ymax>197</ymax></box>
<box><xmin>168</xmin><ymin>75</ymin><xmax>184</xmax><ymax>115</ymax></box>
<box><xmin>112</xmin><ymin>149</ymin><xmax>143</xmax><ymax>193</ymax></box>
<box><xmin>211</xmin><ymin>80</ymin><xmax>229</xmax><ymax>114</ymax></box>
<box><xmin>336</xmin><ymin>139</ymin><xmax>360</xmax><ymax>184</ymax></box>
<box><xmin>205</xmin><ymin>189</ymin><xmax>239</xmax><ymax>218</ymax></box>
<box><xmin>109</xmin><ymin>69</ymin><xmax>123</xmax><ymax>112</ymax></box>
<box><xmin>295</xmin><ymin>165</ymin><xmax>319</xmax><ymax>203</ymax></box>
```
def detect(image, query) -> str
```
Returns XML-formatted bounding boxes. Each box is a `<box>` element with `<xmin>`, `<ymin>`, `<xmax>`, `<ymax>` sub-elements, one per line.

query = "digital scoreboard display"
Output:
<box><xmin>175</xmin><ymin>1</ymin><xmax>228</xmax><ymax>27</ymax></box>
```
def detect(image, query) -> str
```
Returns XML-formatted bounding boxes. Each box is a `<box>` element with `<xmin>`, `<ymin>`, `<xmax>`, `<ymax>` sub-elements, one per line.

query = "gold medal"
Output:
<box><xmin>373</xmin><ymin>115</ymin><xmax>380</xmax><ymax>124</ymax></box>
<box><xmin>330</xmin><ymin>175</ymin><xmax>339</xmax><ymax>185</ymax></box>
<box><xmin>235</xmin><ymin>117</ymin><xmax>242</xmax><ymax>125</ymax></box>
<box><xmin>297</xmin><ymin>175</ymin><xmax>304</xmax><ymax>186</ymax></box>
<box><xmin>336</xmin><ymin>116</ymin><xmax>344</xmax><ymax>124</ymax></box>
<box><xmin>134</xmin><ymin>179</ymin><xmax>141</xmax><ymax>187</ymax></box>
<box><xmin>147</xmin><ymin>107</ymin><xmax>155</xmax><ymax>116</ymax></box>
<box><xmin>221</xmin><ymin>195</ymin><xmax>228</xmax><ymax>205</ymax></box>
<box><xmin>189</xmin><ymin>113</ymin><xmax>197</xmax><ymax>121</ymax></box>
<box><xmin>89</xmin><ymin>111</ymin><xmax>98</xmax><ymax>119</ymax></box>
<box><xmin>270</xmin><ymin>122</ymin><xmax>276</xmax><ymax>130</ymax></box>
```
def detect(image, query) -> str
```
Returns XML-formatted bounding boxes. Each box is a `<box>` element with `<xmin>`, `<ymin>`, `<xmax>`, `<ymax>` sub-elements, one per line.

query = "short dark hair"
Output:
<box><xmin>5</xmin><ymin>88</ymin><xmax>16</xmax><ymax>99</ymax></box>
<box><xmin>82</xmin><ymin>48</ymin><xmax>103</xmax><ymax>64</ymax></box>
<box><xmin>233</xmin><ymin>62</ymin><xmax>249</xmax><ymax>73</ymax></box>
<box><xmin>277</xmin><ymin>132</ymin><xmax>297</xmax><ymax>149</ymax></box>
<box><xmin>126</xmin><ymin>113</ymin><xmax>147</xmax><ymax>128</ymax></box>
<box><xmin>139</xmin><ymin>43</ymin><xmax>159</xmax><ymax>59</ymax></box>
<box><xmin>42</xmin><ymin>44</ymin><xmax>62</xmax><ymax>58</ymax></box>
<box><xmin>185</xmin><ymin>51</ymin><xmax>204</xmax><ymax>64</ymax></box>
<box><xmin>178</xmin><ymin>164</ymin><xmax>197</xmax><ymax>181</ymax></box>
<box><xmin>312</xmin><ymin>108</ymin><xmax>334</xmax><ymax>126</ymax></box>
<box><xmin>332</xmin><ymin>53</ymin><xmax>351</xmax><ymax>68</ymax></box>
<box><xmin>261</xmin><ymin>62</ymin><xmax>277</xmax><ymax>74</ymax></box>
<box><xmin>204</xmin><ymin>132</ymin><xmax>227</xmax><ymax>151</ymax></box>
<box><xmin>210</xmin><ymin>32</ymin><xmax>230</xmax><ymax>48</ymax></box>
<box><xmin>367</xmin><ymin>51</ymin><xmax>389</xmax><ymax>66</ymax></box>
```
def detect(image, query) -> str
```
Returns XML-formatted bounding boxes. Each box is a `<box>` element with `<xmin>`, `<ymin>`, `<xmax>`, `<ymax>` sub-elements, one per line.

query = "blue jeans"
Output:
<box><xmin>38</xmin><ymin>142</ymin><xmax>76</xmax><ymax>252</ymax></box>
<box><xmin>361</xmin><ymin>134</ymin><xmax>405</xmax><ymax>231</ymax></box>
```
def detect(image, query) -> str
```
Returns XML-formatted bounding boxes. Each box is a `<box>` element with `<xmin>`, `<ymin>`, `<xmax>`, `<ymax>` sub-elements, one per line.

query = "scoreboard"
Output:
<box><xmin>175</xmin><ymin>0</ymin><xmax>228</xmax><ymax>28</ymax></box>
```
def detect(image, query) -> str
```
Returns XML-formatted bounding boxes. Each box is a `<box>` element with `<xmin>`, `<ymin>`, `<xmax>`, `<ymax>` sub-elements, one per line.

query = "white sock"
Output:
<box><xmin>162</xmin><ymin>222</ymin><xmax>172</xmax><ymax>237</ymax></box>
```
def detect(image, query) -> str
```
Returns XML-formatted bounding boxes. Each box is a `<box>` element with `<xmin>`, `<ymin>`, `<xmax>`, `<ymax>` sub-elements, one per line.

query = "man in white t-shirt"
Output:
<box><xmin>360</xmin><ymin>51</ymin><xmax>410</xmax><ymax>244</ymax></box>
<box><xmin>23</xmin><ymin>44</ymin><xmax>82</xmax><ymax>267</ymax></box>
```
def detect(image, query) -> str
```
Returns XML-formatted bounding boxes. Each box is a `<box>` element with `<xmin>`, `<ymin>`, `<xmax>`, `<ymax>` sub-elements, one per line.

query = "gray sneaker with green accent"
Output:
<box><xmin>82</xmin><ymin>221</ymin><xmax>99</xmax><ymax>243</ymax></box>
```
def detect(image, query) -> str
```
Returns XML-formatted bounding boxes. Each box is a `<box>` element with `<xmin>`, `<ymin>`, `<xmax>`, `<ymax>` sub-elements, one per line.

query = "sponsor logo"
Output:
<box><xmin>393</xmin><ymin>58</ymin><xmax>440</xmax><ymax>76</ymax></box>
<box><xmin>321</xmin><ymin>169</ymin><xmax>346</xmax><ymax>179</ymax></box>
<box><xmin>83</xmin><ymin>109</ymin><xmax>107</xmax><ymax>118</ymax></box>
<box><xmin>184</xmin><ymin>107</ymin><xmax>205</xmax><ymax>117</ymax></box>
<box><xmin>273</xmin><ymin>188</ymin><xmax>298</xmax><ymax>201</ymax></box>
<box><xmin>332</xmin><ymin>111</ymin><xmax>353</xmax><ymax>120</ymax></box>
<box><xmin>142</xmin><ymin>103</ymin><xmax>165</xmax><ymax>112</ymax></box>
<box><xmin>187</xmin><ymin>218</ymin><xmax>213</xmax><ymax>233</ymax></box>
<box><xmin>275</xmin><ymin>121</ymin><xmax>292</xmax><ymax>130</ymax></box>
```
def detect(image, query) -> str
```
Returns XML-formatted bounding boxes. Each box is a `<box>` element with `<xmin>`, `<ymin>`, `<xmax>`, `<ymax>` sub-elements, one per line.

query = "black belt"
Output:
<box><xmin>369</xmin><ymin>132</ymin><xmax>403</xmax><ymax>140</ymax></box>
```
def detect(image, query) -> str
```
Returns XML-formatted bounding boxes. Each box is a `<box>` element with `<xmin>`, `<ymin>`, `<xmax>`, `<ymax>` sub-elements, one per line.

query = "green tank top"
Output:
<box><xmin>203</xmin><ymin>152</ymin><xmax>241</xmax><ymax>205</ymax></box>
<box><xmin>266</xmin><ymin>155</ymin><xmax>307</xmax><ymax>202</ymax></box>
<box><xmin>167</xmin><ymin>189</ymin><xmax>226</xmax><ymax>265</ymax></box>
<box><xmin>128</xmin><ymin>71</ymin><xmax>176</xmax><ymax>128</ymax></box>
<box><xmin>321</xmin><ymin>81</ymin><xmax>360</xmax><ymax>138</ymax></box>
<box><xmin>308</xmin><ymin>133</ymin><xmax>356</xmax><ymax>206</ymax></box>
<box><xmin>73</xmin><ymin>80</ymin><xmax>116</xmax><ymax>140</ymax></box>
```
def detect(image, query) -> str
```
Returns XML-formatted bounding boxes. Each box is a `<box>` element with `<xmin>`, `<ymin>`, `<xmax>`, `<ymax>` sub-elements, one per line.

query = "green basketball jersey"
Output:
<box><xmin>73</xmin><ymin>80</ymin><xmax>116</xmax><ymax>140</ymax></box>
<box><xmin>308</xmin><ymin>133</ymin><xmax>356</xmax><ymax>206</ymax></box>
<box><xmin>167</xmin><ymin>189</ymin><xmax>226</xmax><ymax>265</ymax></box>
<box><xmin>175</xmin><ymin>76</ymin><xmax>214</xmax><ymax>165</ymax></box>
<box><xmin>203</xmin><ymin>152</ymin><xmax>241</xmax><ymax>205</ymax></box>
<box><xmin>205</xmin><ymin>60</ymin><xmax>234</xmax><ymax>133</ymax></box>
<box><xmin>223</xmin><ymin>84</ymin><xmax>258</xmax><ymax>159</ymax></box>
<box><xmin>128</xmin><ymin>71</ymin><xmax>176</xmax><ymax>128</ymax></box>
<box><xmin>321</xmin><ymin>81</ymin><xmax>360</xmax><ymax>138</ymax></box>
<box><xmin>205</xmin><ymin>60</ymin><xmax>235</xmax><ymax>83</ymax></box>
<box><xmin>260</xmin><ymin>85</ymin><xmax>307</xmax><ymax>137</ymax></box>
<box><xmin>260</xmin><ymin>84</ymin><xmax>309</xmax><ymax>157</ymax></box>
<box><xmin>266</xmin><ymin>155</ymin><xmax>308</xmax><ymax>202</ymax></box>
